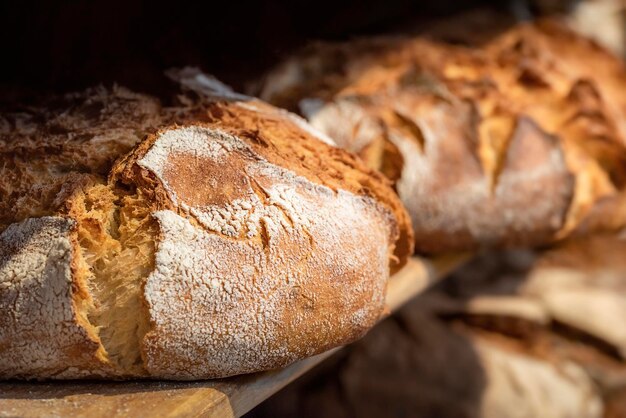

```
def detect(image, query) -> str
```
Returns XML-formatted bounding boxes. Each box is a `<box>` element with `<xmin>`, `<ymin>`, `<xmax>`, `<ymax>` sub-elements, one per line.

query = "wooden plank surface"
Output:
<box><xmin>0</xmin><ymin>255</ymin><xmax>467</xmax><ymax>418</ymax></box>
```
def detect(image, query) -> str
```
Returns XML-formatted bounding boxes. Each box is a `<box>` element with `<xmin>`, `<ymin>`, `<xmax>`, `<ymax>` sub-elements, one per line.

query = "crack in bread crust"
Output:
<box><xmin>68</xmin><ymin>184</ymin><xmax>154</xmax><ymax>375</ymax></box>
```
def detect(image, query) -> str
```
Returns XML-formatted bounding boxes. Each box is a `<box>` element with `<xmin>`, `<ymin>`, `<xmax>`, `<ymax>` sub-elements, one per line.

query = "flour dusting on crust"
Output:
<box><xmin>137</xmin><ymin>126</ymin><xmax>394</xmax><ymax>378</ymax></box>
<box><xmin>0</xmin><ymin>217</ymin><xmax>106</xmax><ymax>378</ymax></box>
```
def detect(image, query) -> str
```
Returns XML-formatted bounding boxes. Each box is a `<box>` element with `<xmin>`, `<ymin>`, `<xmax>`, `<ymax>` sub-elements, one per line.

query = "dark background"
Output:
<box><xmin>0</xmin><ymin>0</ymin><xmax>572</xmax><ymax>100</ymax></box>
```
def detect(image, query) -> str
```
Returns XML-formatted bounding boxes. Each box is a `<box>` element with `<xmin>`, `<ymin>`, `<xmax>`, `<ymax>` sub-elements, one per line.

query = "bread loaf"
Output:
<box><xmin>259</xmin><ymin>20</ymin><xmax>626</xmax><ymax>253</ymax></box>
<box><xmin>0</xmin><ymin>75</ymin><xmax>413</xmax><ymax>379</ymax></box>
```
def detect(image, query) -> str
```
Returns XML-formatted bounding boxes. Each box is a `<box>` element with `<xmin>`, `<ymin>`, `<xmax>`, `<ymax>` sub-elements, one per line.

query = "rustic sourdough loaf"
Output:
<box><xmin>258</xmin><ymin>20</ymin><xmax>626</xmax><ymax>253</ymax></box>
<box><xmin>0</xmin><ymin>76</ymin><xmax>413</xmax><ymax>379</ymax></box>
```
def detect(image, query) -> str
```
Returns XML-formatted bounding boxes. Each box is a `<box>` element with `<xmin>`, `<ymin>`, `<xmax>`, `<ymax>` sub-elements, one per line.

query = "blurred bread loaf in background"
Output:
<box><xmin>258</xmin><ymin>20</ymin><xmax>626</xmax><ymax>254</ymax></box>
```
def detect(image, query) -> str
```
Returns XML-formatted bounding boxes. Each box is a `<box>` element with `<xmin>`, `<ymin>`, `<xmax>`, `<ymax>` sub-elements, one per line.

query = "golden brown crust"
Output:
<box><xmin>485</xmin><ymin>20</ymin><xmax>626</xmax><ymax>148</ymax></box>
<box><xmin>259</xmin><ymin>20</ymin><xmax>626</xmax><ymax>253</ymax></box>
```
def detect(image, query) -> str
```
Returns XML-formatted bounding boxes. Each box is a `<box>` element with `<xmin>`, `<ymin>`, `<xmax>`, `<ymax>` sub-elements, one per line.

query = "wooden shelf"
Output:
<box><xmin>0</xmin><ymin>254</ymin><xmax>467</xmax><ymax>418</ymax></box>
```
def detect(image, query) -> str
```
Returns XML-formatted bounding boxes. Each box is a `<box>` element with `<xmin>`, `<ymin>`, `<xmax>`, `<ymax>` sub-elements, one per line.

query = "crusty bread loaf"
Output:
<box><xmin>258</xmin><ymin>20</ymin><xmax>626</xmax><ymax>253</ymax></box>
<box><xmin>0</xmin><ymin>76</ymin><xmax>413</xmax><ymax>379</ymax></box>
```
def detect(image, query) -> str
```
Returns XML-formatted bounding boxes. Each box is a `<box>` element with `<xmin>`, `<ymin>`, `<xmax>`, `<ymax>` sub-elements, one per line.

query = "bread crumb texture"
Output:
<box><xmin>0</xmin><ymin>88</ymin><xmax>411</xmax><ymax>379</ymax></box>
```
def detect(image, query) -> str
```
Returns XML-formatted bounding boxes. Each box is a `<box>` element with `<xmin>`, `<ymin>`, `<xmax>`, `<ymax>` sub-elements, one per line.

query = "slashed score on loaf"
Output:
<box><xmin>0</xmin><ymin>76</ymin><xmax>413</xmax><ymax>379</ymax></box>
<box><xmin>258</xmin><ymin>20</ymin><xmax>626</xmax><ymax>253</ymax></box>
